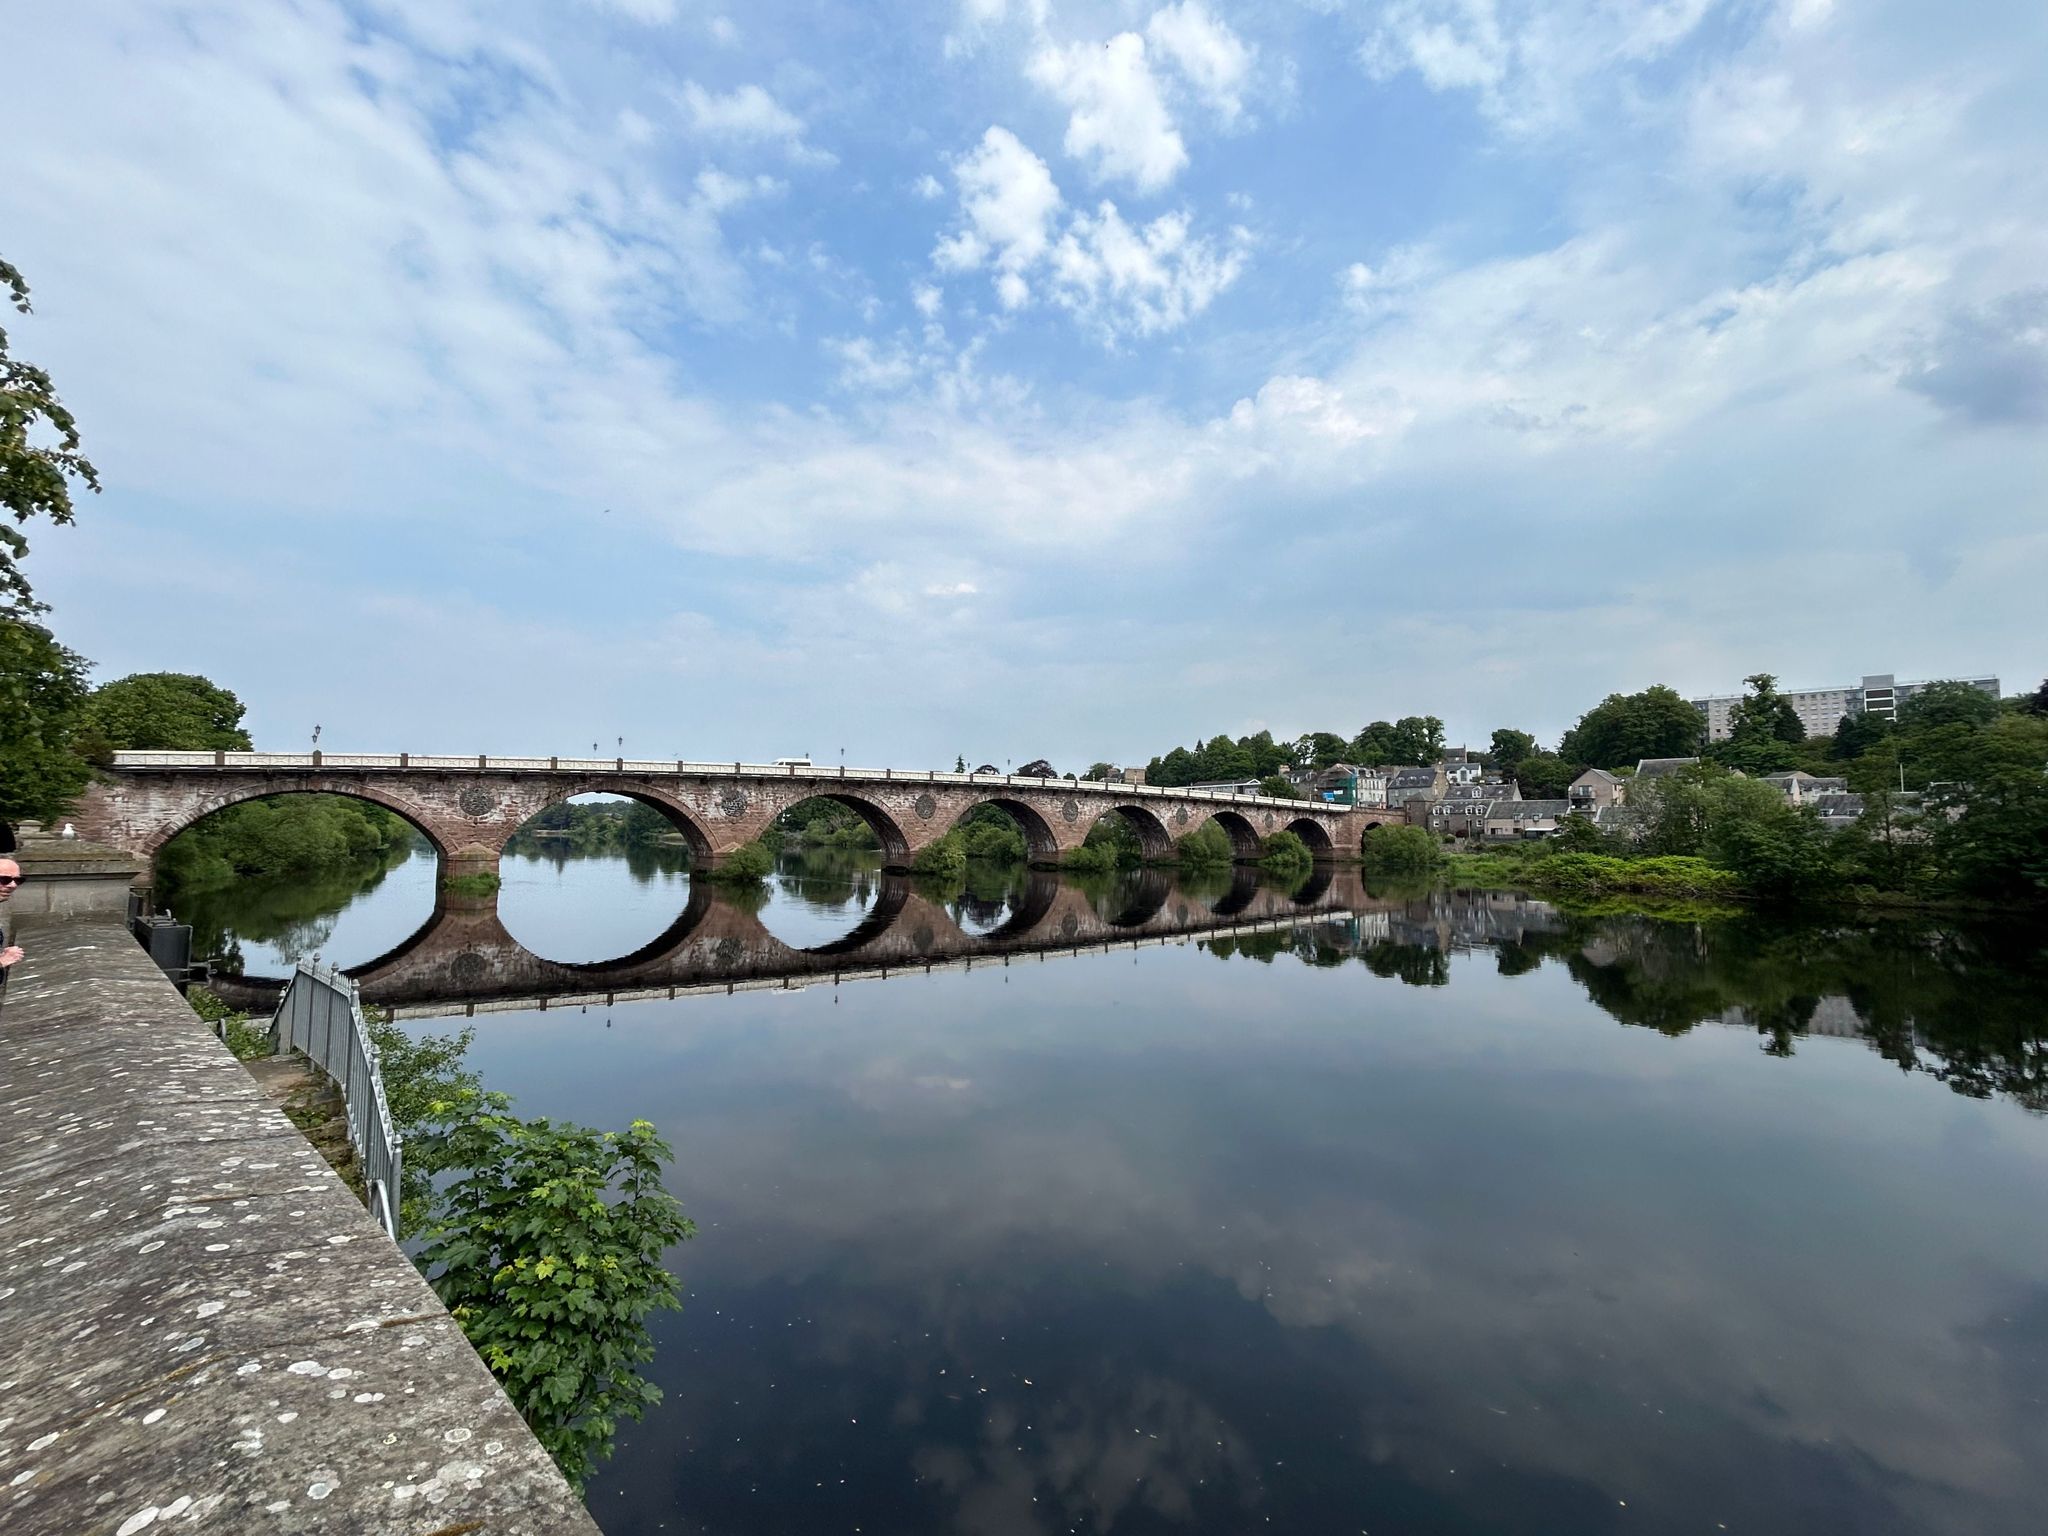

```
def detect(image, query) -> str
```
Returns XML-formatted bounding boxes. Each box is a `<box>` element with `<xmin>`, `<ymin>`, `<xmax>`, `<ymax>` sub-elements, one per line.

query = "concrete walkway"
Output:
<box><xmin>0</xmin><ymin>915</ymin><xmax>602</xmax><ymax>1535</ymax></box>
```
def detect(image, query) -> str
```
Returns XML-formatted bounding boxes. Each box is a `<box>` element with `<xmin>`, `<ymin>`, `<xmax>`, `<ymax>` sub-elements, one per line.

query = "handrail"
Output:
<box><xmin>106</xmin><ymin>751</ymin><xmax>1345</xmax><ymax>813</ymax></box>
<box><xmin>270</xmin><ymin>961</ymin><xmax>404</xmax><ymax>1242</ymax></box>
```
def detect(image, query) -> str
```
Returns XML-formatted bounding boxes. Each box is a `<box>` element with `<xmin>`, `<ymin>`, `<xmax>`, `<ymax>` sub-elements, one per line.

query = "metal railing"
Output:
<box><xmin>106</xmin><ymin>750</ymin><xmax>1346</xmax><ymax>814</ymax></box>
<box><xmin>272</xmin><ymin>961</ymin><xmax>403</xmax><ymax>1242</ymax></box>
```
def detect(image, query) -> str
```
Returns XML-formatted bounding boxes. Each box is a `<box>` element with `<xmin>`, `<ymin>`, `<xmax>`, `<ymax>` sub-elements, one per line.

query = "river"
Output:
<box><xmin>168</xmin><ymin>845</ymin><xmax>2048</xmax><ymax>1536</ymax></box>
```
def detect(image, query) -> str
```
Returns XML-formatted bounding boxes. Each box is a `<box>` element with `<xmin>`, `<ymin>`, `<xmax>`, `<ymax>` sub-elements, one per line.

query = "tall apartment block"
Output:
<box><xmin>1690</xmin><ymin>673</ymin><xmax>2000</xmax><ymax>742</ymax></box>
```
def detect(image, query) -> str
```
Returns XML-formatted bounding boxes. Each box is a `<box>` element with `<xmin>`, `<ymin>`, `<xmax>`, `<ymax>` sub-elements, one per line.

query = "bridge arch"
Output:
<box><xmin>965</xmin><ymin>797</ymin><xmax>1061</xmax><ymax>864</ymax></box>
<box><xmin>1283</xmin><ymin>817</ymin><xmax>1336</xmax><ymax>859</ymax></box>
<box><xmin>778</xmin><ymin>791</ymin><xmax>912</xmax><ymax>868</ymax></box>
<box><xmin>520</xmin><ymin>784</ymin><xmax>715</xmax><ymax>864</ymax></box>
<box><xmin>1204</xmin><ymin>809</ymin><xmax>1262</xmax><ymax>862</ymax></box>
<box><xmin>137</xmin><ymin>782</ymin><xmax>453</xmax><ymax>862</ymax></box>
<box><xmin>1100</xmin><ymin>804</ymin><xmax>1172</xmax><ymax>861</ymax></box>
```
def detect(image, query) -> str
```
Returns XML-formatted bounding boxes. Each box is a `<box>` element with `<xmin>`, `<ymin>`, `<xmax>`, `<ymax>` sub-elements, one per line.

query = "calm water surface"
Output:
<box><xmin>172</xmin><ymin>849</ymin><xmax>2048</xmax><ymax>1536</ymax></box>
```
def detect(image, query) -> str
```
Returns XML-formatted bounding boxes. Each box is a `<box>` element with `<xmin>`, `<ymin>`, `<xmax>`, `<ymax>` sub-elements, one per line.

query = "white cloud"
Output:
<box><xmin>935</xmin><ymin>127</ymin><xmax>1062</xmax><ymax>279</ymax></box>
<box><xmin>912</xmin><ymin>283</ymin><xmax>943</xmax><ymax>317</ymax></box>
<box><xmin>913</xmin><ymin>172</ymin><xmax>945</xmax><ymax>200</ymax></box>
<box><xmin>1360</xmin><ymin>0</ymin><xmax>1718</xmax><ymax>133</ymax></box>
<box><xmin>707</xmin><ymin>14</ymin><xmax>740</xmax><ymax>45</ymax></box>
<box><xmin>1028</xmin><ymin>33</ymin><xmax>1188</xmax><ymax>192</ymax></box>
<box><xmin>1145</xmin><ymin>2</ymin><xmax>1254</xmax><ymax>125</ymax></box>
<box><xmin>931</xmin><ymin>127</ymin><xmax>1246</xmax><ymax>339</ymax></box>
<box><xmin>675</xmin><ymin>81</ymin><xmax>833</xmax><ymax>165</ymax></box>
<box><xmin>1049</xmin><ymin>204</ymin><xmax>1249</xmax><ymax>339</ymax></box>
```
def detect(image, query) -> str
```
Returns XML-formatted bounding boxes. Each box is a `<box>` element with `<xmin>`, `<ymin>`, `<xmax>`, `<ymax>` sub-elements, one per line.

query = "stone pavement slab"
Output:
<box><xmin>0</xmin><ymin>917</ymin><xmax>603</xmax><ymax>1535</ymax></box>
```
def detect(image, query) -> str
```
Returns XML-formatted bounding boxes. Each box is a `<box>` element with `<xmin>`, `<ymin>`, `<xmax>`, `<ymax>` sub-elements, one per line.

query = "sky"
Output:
<box><xmin>6</xmin><ymin>0</ymin><xmax>2045</xmax><ymax>767</ymax></box>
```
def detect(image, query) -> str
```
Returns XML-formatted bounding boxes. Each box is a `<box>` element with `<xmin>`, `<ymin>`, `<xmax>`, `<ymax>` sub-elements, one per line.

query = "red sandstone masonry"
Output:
<box><xmin>73</xmin><ymin>766</ymin><xmax>1361</xmax><ymax>875</ymax></box>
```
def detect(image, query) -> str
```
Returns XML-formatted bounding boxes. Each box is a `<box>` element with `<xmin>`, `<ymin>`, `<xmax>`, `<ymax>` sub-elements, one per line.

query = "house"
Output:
<box><xmin>1633</xmin><ymin>757</ymin><xmax>1700</xmax><ymax>780</ymax></box>
<box><xmin>1568</xmin><ymin>768</ymin><xmax>1626</xmax><ymax>814</ymax></box>
<box><xmin>1811</xmin><ymin>792</ymin><xmax>1866</xmax><ymax>831</ymax></box>
<box><xmin>1443</xmin><ymin>758</ymin><xmax>1485</xmax><ymax>787</ymax></box>
<box><xmin>1481</xmin><ymin>800</ymin><xmax>1574</xmax><ymax>840</ymax></box>
<box><xmin>1352</xmin><ymin>769</ymin><xmax>1392</xmax><ymax>808</ymax></box>
<box><xmin>1760</xmin><ymin>771</ymin><xmax>1849</xmax><ymax>805</ymax></box>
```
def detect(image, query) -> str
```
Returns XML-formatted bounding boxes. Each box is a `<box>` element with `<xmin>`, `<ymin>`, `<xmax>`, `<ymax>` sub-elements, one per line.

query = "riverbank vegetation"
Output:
<box><xmin>1362</xmin><ymin>824</ymin><xmax>1443</xmax><ymax>875</ymax></box>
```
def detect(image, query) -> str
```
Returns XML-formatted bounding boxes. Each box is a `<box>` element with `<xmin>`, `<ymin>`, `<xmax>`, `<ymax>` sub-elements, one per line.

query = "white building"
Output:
<box><xmin>1691</xmin><ymin>673</ymin><xmax>1999</xmax><ymax>742</ymax></box>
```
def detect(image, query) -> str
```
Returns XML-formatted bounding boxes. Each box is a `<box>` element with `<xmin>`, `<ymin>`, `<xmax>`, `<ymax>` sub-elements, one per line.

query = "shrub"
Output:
<box><xmin>413</xmin><ymin>1090</ymin><xmax>694</xmax><ymax>1489</ymax></box>
<box><xmin>1062</xmin><ymin>842</ymin><xmax>1118</xmax><ymax>874</ymax></box>
<box><xmin>1176</xmin><ymin>821</ymin><xmax>1235</xmax><ymax>870</ymax></box>
<box><xmin>704</xmin><ymin>840</ymin><xmax>774</xmax><ymax>884</ymax></box>
<box><xmin>441</xmin><ymin>870</ymin><xmax>502</xmax><ymax>899</ymax></box>
<box><xmin>1259</xmin><ymin>828</ymin><xmax>1314</xmax><ymax>874</ymax></box>
<box><xmin>911</xmin><ymin>832</ymin><xmax>968</xmax><ymax>881</ymax></box>
<box><xmin>1362</xmin><ymin>824</ymin><xmax>1443</xmax><ymax>873</ymax></box>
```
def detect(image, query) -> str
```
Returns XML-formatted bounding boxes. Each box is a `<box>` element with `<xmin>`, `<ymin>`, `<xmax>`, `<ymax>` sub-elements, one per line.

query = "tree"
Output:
<box><xmin>1489</xmin><ymin>728</ymin><xmax>1537</xmax><ymax>767</ymax></box>
<box><xmin>2</xmin><ymin>258</ymin><xmax>100</xmax><ymax>615</ymax></box>
<box><xmin>1924</xmin><ymin>714</ymin><xmax>2048</xmax><ymax>901</ymax></box>
<box><xmin>1726</xmin><ymin>674</ymin><xmax>1805</xmax><ymax>745</ymax></box>
<box><xmin>1258</xmin><ymin>774</ymin><xmax>1300</xmax><ymax>799</ymax></box>
<box><xmin>0</xmin><ymin>617</ymin><xmax>92</xmax><ymax>825</ymax></box>
<box><xmin>1360</xmin><ymin>824</ymin><xmax>1442</xmax><ymax>873</ymax></box>
<box><xmin>414</xmin><ymin>1092</ymin><xmax>694</xmax><ymax>1490</ymax></box>
<box><xmin>1512</xmin><ymin>752</ymin><xmax>1575</xmax><ymax>799</ymax></box>
<box><xmin>1831</xmin><ymin>710</ymin><xmax>1890</xmax><ymax>761</ymax></box>
<box><xmin>82</xmin><ymin>672</ymin><xmax>252</xmax><ymax>753</ymax></box>
<box><xmin>1559</xmin><ymin>685</ymin><xmax>1706</xmax><ymax>770</ymax></box>
<box><xmin>1082</xmin><ymin>761</ymin><xmax>1114</xmax><ymax>781</ymax></box>
<box><xmin>2026</xmin><ymin>679</ymin><xmax>2048</xmax><ymax>717</ymax></box>
<box><xmin>954</xmin><ymin>755</ymin><xmax>966</xmax><ymax>772</ymax></box>
<box><xmin>1353</xmin><ymin>716</ymin><xmax>1442</xmax><ymax>766</ymax></box>
<box><xmin>1351</xmin><ymin>721</ymin><xmax>1398</xmax><ymax>763</ymax></box>
<box><xmin>1897</xmin><ymin>680</ymin><xmax>2000</xmax><ymax>734</ymax></box>
<box><xmin>1293</xmin><ymin>731</ymin><xmax>1350</xmax><ymax>769</ymax></box>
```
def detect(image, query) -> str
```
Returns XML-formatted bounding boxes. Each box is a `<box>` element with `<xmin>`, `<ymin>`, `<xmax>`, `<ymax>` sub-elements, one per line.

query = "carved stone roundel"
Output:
<box><xmin>1061</xmin><ymin>797</ymin><xmax>1081</xmax><ymax>824</ymax></box>
<box><xmin>1174</xmin><ymin>806</ymin><xmax>1190</xmax><ymax>827</ymax></box>
<box><xmin>912</xmin><ymin>924</ymin><xmax>935</xmax><ymax>954</ymax></box>
<box><xmin>717</xmin><ymin>787</ymin><xmax>748</xmax><ymax>817</ymax></box>
<box><xmin>914</xmin><ymin>793</ymin><xmax>937</xmax><ymax>821</ymax></box>
<box><xmin>450</xmin><ymin>951</ymin><xmax>488</xmax><ymax>986</ymax></box>
<box><xmin>1059</xmin><ymin>911</ymin><xmax>1081</xmax><ymax>940</ymax></box>
<box><xmin>1264</xmin><ymin>811</ymin><xmax>1277</xmax><ymax>830</ymax></box>
<box><xmin>457</xmin><ymin>787</ymin><xmax>495</xmax><ymax>818</ymax></box>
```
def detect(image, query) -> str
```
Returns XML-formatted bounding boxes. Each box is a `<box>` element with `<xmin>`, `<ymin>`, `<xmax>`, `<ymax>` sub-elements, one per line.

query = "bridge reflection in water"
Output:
<box><xmin>212</xmin><ymin>864</ymin><xmax>1393</xmax><ymax>1019</ymax></box>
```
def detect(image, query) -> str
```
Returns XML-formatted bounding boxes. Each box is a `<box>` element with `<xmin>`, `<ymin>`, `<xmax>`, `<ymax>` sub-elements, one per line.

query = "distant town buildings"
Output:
<box><xmin>1690</xmin><ymin>672</ymin><xmax>1999</xmax><ymax>742</ymax></box>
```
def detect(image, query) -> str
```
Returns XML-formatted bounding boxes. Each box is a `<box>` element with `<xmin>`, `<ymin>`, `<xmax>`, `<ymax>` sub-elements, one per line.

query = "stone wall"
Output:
<box><xmin>0</xmin><ymin>916</ymin><xmax>601</xmax><ymax>1535</ymax></box>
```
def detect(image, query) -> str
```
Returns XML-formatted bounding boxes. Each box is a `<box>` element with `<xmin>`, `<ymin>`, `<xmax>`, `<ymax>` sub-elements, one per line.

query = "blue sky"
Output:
<box><xmin>7</xmin><ymin>0</ymin><xmax>2044</xmax><ymax>765</ymax></box>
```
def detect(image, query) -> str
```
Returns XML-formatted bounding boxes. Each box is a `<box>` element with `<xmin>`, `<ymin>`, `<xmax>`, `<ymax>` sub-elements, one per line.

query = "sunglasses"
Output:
<box><xmin>0</xmin><ymin>875</ymin><xmax>23</xmax><ymax>886</ymax></box>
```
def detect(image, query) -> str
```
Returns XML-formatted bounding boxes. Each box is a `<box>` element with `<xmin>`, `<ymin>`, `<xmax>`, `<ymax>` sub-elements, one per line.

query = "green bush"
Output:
<box><xmin>1362</xmin><ymin>824</ymin><xmax>1443</xmax><ymax>873</ymax></box>
<box><xmin>960</xmin><ymin>818</ymin><xmax>1027</xmax><ymax>863</ymax></box>
<box><xmin>910</xmin><ymin>832</ymin><xmax>969</xmax><ymax>880</ymax></box>
<box><xmin>441</xmin><ymin>870</ymin><xmax>502</xmax><ymax>899</ymax></box>
<box><xmin>704</xmin><ymin>840</ymin><xmax>774</xmax><ymax>884</ymax></box>
<box><xmin>1259</xmin><ymin>828</ymin><xmax>1314</xmax><ymax>874</ymax></box>
<box><xmin>413</xmin><ymin>1090</ymin><xmax>694</xmax><ymax>1490</ymax></box>
<box><xmin>1176</xmin><ymin>821</ymin><xmax>1236</xmax><ymax>870</ymax></box>
<box><xmin>1061</xmin><ymin>842</ymin><xmax>1118</xmax><ymax>874</ymax></box>
<box><xmin>189</xmin><ymin>985</ymin><xmax>274</xmax><ymax>1059</ymax></box>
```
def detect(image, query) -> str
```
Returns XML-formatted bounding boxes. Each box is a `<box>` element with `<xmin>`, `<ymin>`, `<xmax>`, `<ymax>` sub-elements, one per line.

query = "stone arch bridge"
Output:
<box><xmin>78</xmin><ymin>752</ymin><xmax>1363</xmax><ymax>876</ymax></box>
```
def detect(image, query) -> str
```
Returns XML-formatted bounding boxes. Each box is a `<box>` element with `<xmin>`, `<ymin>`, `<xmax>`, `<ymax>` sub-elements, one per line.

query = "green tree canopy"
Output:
<box><xmin>1897</xmin><ymin>679</ymin><xmax>2000</xmax><ymax>734</ymax></box>
<box><xmin>1489</xmin><ymin>728</ymin><xmax>1537</xmax><ymax>766</ymax></box>
<box><xmin>0</xmin><ymin>617</ymin><xmax>92</xmax><ymax>824</ymax></box>
<box><xmin>1727</xmin><ymin>673</ymin><xmax>1805</xmax><ymax>745</ymax></box>
<box><xmin>1352</xmin><ymin>715</ymin><xmax>1444</xmax><ymax>766</ymax></box>
<box><xmin>1293</xmin><ymin>731</ymin><xmax>1351</xmax><ymax>768</ymax></box>
<box><xmin>1512</xmin><ymin>751</ymin><xmax>1576</xmax><ymax>799</ymax></box>
<box><xmin>2</xmin><ymin>259</ymin><xmax>99</xmax><ymax>616</ymax></box>
<box><xmin>1559</xmin><ymin>685</ymin><xmax>1705</xmax><ymax>770</ymax></box>
<box><xmin>83</xmin><ymin>672</ymin><xmax>252</xmax><ymax>752</ymax></box>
